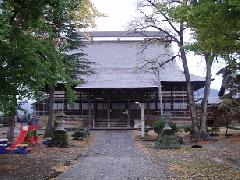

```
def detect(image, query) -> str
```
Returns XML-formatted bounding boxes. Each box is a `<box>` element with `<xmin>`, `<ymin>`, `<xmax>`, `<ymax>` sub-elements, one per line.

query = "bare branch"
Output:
<box><xmin>130</xmin><ymin>8</ymin><xmax>180</xmax><ymax>44</ymax></box>
<box><xmin>138</xmin><ymin>53</ymin><xmax>180</xmax><ymax>72</ymax></box>
<box><xmin>146</xmin><ymin>0</ymin><xmax>181</xmax><ymax>36</ymax></box>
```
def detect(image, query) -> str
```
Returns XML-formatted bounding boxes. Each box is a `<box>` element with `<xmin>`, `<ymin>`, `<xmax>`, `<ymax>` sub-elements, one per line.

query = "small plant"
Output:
<box><xmin>183</xmin><ymin>126</ymin><xmax>194</xmax><ymax>135</ymax></box>
<box><xmin>153</xmin><ymin>118</ymin><xmax>165</xmax><ymax>136</ymax></box>
<box><xmin>72</xmin><ymin>130</ymin><xmax>85</xmax><ymax>140</ymax></box>
<box><xmin>49</xmin><ymin>130</ymin><xmax>70</xmax><ymax>148</ymax></box>
<box><xmin>83</xmin><ymin>128</ymin><xmax>90</xmax><ymax>138</ymax></box>
<box><xmin>155</xmin><ymin>135</ymin><xmax>181</xmax><ymax>149</ymax></box>
<box><xmin>169</xmin><ymin>122</ymin><xmax>177</xmax><ymax>132</ymax></box>
<box><xmin>207</xmin><ymin>126</ymin><xmax>220</xmax><ymax>136</ymax></box>
<box><xmin>72</xmin><ymin>128</ymin><xmax>90</xmax><ymax>140</ymax></box>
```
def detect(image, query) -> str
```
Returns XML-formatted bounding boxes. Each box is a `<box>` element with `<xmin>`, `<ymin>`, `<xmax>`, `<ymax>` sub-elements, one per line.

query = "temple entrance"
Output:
<box><xmin>110</xmin><ymin>102</ymin><xmax>128</xmax><ymax>127</ymax></box>
<box><xmin>95</xmin><ymin>101</ymin><xmax>128</xmax><ymax>127</ymax></box>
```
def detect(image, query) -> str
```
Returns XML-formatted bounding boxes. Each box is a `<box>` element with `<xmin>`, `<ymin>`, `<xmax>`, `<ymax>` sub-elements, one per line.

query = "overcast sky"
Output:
<box><xmin>91</xmin><ymin>0</ymin><xmax>223</xmax><ymax>90</ymax></box>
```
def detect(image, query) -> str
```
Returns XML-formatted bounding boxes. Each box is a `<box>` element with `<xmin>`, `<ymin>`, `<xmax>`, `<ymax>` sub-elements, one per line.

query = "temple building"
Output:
<box><xmin>33</xmin><ymin>31</ymin><xmax>205</xmax><ymax>128</ymax></box>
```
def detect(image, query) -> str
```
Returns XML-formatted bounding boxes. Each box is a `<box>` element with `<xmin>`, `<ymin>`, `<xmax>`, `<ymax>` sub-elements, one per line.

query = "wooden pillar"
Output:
<box><xmin>93</xmin><ymin>101</ymin><xmax>97</xmax><ymax>128</ymax></box>
<box><xmin>107</xmin><ymin>101</ymin><xmax>111</xmax><ymax>127</ymax></box>
<box><xmin>140</xmin><ymin>103</ymin><xmax>145</xmax><ymax>138</ymax></box>
<box><xmin>79</xmin><ymin>99</ymin><xmax>82</xmax><ymax>115</ymax></box>
<box><xmin>88</xmin><ymin>100</ymin><xmax>91</xmax><ymax>126</ymax></box>
<box><xmin>127</xmin><ymin>100</ymin><xmax>130</xmax><ymax>127</ymax></box>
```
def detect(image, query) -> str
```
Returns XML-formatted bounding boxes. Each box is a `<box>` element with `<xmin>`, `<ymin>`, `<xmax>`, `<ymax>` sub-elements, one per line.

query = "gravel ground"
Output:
<box><xmin>0</xmin><ymin>131</ymin><xmax>96</xmax><ymax>180</ymax></box>
<box><xmin>59</xmin><ymin>130</ymin><xmax>163</xmax><ymax>180</ymax></box>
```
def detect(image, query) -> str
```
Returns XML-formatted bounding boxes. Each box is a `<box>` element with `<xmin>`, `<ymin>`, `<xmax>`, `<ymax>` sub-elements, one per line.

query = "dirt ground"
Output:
<box><xmin>1</xmin><ymin>127</ymin><xmax>240</xmax><ymax>180</ymax></box>
<box><xmin>132</xmin><ymin>128</ymin><xmax>240</xmax><ymax>179</ymax></box>
<box><xmin>0</xmin><ymin>132</ymin><xmax>96</xmax><ymax>180</ymax></box>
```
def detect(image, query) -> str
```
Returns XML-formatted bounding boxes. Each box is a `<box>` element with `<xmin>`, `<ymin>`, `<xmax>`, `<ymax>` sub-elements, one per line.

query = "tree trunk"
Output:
<box><xmin>7</xmin><ymin>114</ymin><xmax>15</xmax><ymax>145</ymax></box>
<box><xmin>200</xmin><ymin>53</ymin><xmax>213</xmax><ymax>140</ymax></box>
<box><xmin>7</xmin><ymin>97</ymin><xmax>17</xmax><ymax>145</ymax></box>
<box><xmin>180</xmin><ymin>47</ymin><xmax>199</xmax><ymax>138</ymax></box>
<box><xmin>44</xmin><ymin>85</ymin><xmax>55</xmax><ymax>138</ymax></box>
<box><xmin>225</xmin><ymin>119</ymin><xmax>229</xmax><ymax>136</ymax></box>
<box><xmin>158</xmin><ymin>85</ymin><xmax>163</xmax><ymax>116</ymax></box>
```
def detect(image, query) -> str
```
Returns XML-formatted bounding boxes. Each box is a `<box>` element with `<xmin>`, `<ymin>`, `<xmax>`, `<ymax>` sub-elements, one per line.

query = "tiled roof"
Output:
<box><xmin>76</xmin><ymin>67</ymin><xmax>204</xmax><ymax>89</ymax></box>
<box><xmin>75</xmin><ymin>32</ymin><xmax>205</xmax><ymax>89</ymax></box>
<box><xmin>78</xmin><ymin>31</ymin><xmax>166</xmax><ymax>38</ymax></box>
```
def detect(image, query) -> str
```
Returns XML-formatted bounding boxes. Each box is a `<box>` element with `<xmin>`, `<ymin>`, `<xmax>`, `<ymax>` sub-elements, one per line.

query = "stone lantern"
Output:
<box><xmin>55</xmin><ymin>112</ymin><xmax>67</xmax><ymax>131</ymax></box>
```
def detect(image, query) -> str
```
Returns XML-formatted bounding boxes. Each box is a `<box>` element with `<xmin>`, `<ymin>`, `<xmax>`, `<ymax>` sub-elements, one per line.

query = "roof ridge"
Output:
<box><xmin>78</xmin><ymin>31</ymin><xmax>166</xmax><ymax>38</ymax></box>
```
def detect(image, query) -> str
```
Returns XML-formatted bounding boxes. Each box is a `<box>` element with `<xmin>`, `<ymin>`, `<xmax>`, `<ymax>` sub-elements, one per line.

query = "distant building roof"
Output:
<box><xmin>78</xmin><ymin>31</ymin><xmax>166</xmax><ymax>38</ymax></box>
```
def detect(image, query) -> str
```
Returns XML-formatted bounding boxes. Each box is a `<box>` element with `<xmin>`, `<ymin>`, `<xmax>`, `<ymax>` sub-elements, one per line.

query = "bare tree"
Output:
<box><xmin>138</xmin><ymin>51</ymin><xmax>179</xmax><ymax>117</ymax></box>
<box><xmin>130</xmin><ymin>0</ymin><xmax>199</xmax><ymax>138</ymax></box>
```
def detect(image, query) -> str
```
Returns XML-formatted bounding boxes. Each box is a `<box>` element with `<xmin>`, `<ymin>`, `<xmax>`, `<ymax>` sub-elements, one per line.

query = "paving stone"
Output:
<box><xmin>58</xmin><ymin>130</ymin><xmax>164</xmax><ymax>180</ymax></box>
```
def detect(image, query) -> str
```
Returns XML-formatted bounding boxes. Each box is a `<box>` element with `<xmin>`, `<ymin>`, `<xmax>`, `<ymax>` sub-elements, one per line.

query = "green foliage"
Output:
<box><xmin>168</xmin><ymin>122</ymin><xmax>178</xmax><ymax>134</ymax></box>
<box><xmin>219</xmin><ymin>99</ymin><xmax>240</xmax><ymax>120</ymax></box>
<box><xmin>217</xmin><ymin>61</ymin><xmax>240</xmax><ymax>98</ymax></box>
<box><xmin>0</xmin><ymin>0</ymin><xmax>96</xmax><ymax>115</ymax></box>
<box><xmin>49</xmin><ymin>130</ymin><xmax>70</xmax><ymax>148</ymax></box>
<box><xmin>153</xmin><ymin>118</ymin><xmax>165</xmax><ymax>135</ymax></box>
<box><xmin>83</xmin><ymin>128</ymin><xmax>90</xmax><ymax>137</ymax></box>
<box><xmin>72</xmin><ymin>130</ymin><xmax>84</xmax><ymax>140</ymax></box>
<box><xmin>155</xmin><ymin>135</ymin><xmax>181</xmax><ymax>149</ymax></box>
<box><xmin>183</xmin><ymin>126</ymin><xmax>194</xmax><ymax>135</ymax></box>
<box><xmin>72</xmin><ymin>128</ymin><xmax>90</xmax><ymax>140</ymax></box>
<box><xmin>207</xmin><ymin>126</ymin><xmax>220</xmax><ymax>136</ymax></box>
<box><xmin>174</xmin><ymin>0</ymin><xmax>240</xmax><ymax>56</ymax></box>
<box><xmin>218</xmin><ymin>99</ymin><xmax>240</xmax><ymax>135</ymax></box>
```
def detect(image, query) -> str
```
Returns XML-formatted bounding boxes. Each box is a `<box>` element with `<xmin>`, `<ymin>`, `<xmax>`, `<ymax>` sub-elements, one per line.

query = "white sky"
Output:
<box><xmin>91</xmin><ymin>0</ymin><xmax>223</xmax><ymax>90</ymax></box>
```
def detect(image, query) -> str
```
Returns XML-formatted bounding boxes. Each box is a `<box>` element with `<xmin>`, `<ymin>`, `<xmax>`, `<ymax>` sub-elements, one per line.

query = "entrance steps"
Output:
<box><xmin>95</xmin><ymin>119</ymin><xmax>128</xmax><ymax>128</ymax></box>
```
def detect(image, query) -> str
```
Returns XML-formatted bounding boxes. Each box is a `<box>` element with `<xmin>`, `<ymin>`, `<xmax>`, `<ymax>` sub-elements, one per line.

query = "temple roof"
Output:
<box><xmin>75</xmin><ymin>31</ymin><xmax>205</xmax><ymax>90</ymax></box>
<box><xmin>78</xmin><ymin>31</ymin><xmax>165</xmax><ymax>38</ymax></box>
<box><xmin>76</xmin><ymin>67</ymin><xmax>204</xmax><ymax>89</ymax></box>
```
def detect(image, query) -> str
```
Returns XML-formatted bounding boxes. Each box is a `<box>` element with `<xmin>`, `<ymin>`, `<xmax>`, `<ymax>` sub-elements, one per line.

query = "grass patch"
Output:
<box><xmin>155</xmin><ymin>135</ymin><xmax>181</xmax><ymax>149</ymax></box>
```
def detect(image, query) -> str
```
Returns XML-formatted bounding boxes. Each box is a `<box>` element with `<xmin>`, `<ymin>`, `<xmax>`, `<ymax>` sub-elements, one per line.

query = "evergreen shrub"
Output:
<box><xmin>155</xmin><ymin>135</ymin><xmax>181</xmax><ymax>149</ymax></box>
<box><xmin>48</xmin><ymin>130</ymin><xmax>70</xmax><ymax>148</ymax></box>
<box><xmin>153</xmin><ymin>118</ymin><xmax>165</xmax><ymax>136</ymax></box>
<box><xmin>72</xmin><ymin>128</ymin><xmax>90</xmax><ymax>140</ymax></box>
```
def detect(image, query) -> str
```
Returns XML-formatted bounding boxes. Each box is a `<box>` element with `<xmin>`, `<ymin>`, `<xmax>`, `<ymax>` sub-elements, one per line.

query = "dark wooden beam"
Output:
<box><xmin>107</xmin><ymin>101</ymin><xmax>111</xmax><ymax>127</ymax></box>
<box><xmin>127</xmin><ymin>100</ymin><xmax>130</xmax><ymax>127</ymax></box>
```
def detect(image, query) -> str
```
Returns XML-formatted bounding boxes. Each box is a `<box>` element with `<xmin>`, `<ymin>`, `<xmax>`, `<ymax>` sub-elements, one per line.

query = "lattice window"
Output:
<box><xmin>53</xmin><ymin>103</ymin><xmax>64</xmax><ymax>110</ymax></box>
<box><xmin>67</xmin><ymin>103</ymin><xmax>79</xmax><ymax>110</ymax></box>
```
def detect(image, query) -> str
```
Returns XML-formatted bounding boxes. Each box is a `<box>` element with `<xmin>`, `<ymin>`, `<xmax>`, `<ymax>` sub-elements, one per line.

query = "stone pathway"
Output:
<box><xmin>58</xmin><ymin>130</ymin><xmax>163</xmax><ymax>180</ymax></box>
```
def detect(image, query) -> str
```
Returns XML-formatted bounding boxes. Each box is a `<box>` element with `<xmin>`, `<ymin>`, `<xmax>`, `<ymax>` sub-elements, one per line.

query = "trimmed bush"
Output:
<box><xmin>83</xmin><ymin>128</ymin><xmax>90</xmax><ymax>137</ymax></box>
<box><xmin>72</xmin><ymin>128</ymin><xmax>90</xmax><ymax>140</ymax></box>
<box><xmin>153</xmin><ymin>118</ymin><xmax>165</xmax><ymax>136</ymax></box>
<box><xmin>48</xmin><ymin>130</ymin><xmax>70</xmax><ymax>148</ymax></box>
<box><xmin>72</xmin><ymin>130</ymin><xmax>85</xmax><ymax>140</ymax></box>
<box><xmin>155</xmin><ymin>135</ymin><xmax>181</xmax><ymax>149</ymax></box>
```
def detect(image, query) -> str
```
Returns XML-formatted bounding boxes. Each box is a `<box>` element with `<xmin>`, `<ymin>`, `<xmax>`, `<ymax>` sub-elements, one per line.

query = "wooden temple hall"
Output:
<box><xmin>33</xmin><ymin>31</ymin><xmax>205</xmax><ymax>127</ymax></box>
